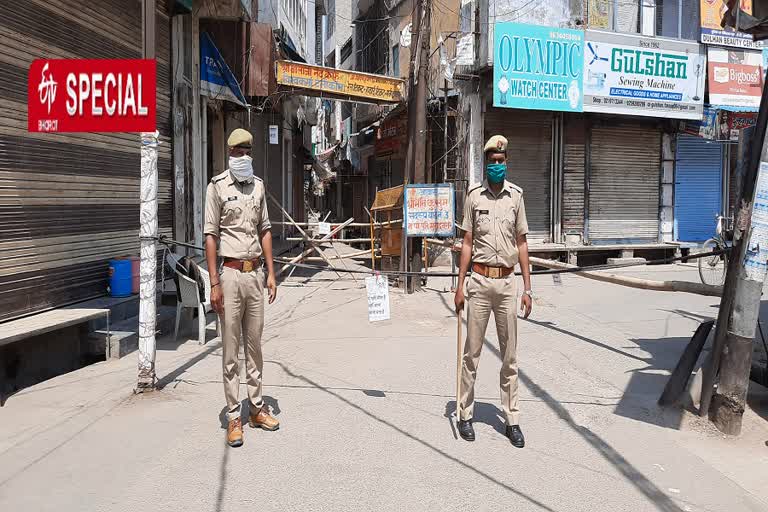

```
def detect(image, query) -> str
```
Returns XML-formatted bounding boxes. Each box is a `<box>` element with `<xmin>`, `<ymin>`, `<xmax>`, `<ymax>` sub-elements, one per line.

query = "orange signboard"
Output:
<box><xmin>276</xmin><ymin>60</ymin><xmax>404</xmax><ymax>103</ymax></box>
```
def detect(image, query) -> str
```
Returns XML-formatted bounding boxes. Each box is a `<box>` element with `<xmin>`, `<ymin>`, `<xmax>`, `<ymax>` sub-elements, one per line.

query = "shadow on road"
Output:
<box><xmin>267</xmin><ymin>359</ymin><xmax>560</xmax><ymax>512</ymax></box>
<box><xmin>477</xmin><ymin>337</ymin><xmax>684</xmax><ymax>512</ymax></box>
<box><xmin>156</xmin><ymin>341</ymin><xmax>222</xmax><ymax>390</ymax></box>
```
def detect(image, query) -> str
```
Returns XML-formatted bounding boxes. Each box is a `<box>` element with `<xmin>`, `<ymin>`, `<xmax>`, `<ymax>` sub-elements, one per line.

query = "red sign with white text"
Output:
<box><xmin>28</xmin><ymin>59</ymin><xmax>156</xmax><ymax>133</ymax></box>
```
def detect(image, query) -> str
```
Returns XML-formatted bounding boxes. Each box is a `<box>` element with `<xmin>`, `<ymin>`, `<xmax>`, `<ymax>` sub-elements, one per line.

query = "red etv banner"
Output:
<box><xmin>28</xmin><ymin>59</ymin><xmax>156</xmax><ymax>133</ymax></box>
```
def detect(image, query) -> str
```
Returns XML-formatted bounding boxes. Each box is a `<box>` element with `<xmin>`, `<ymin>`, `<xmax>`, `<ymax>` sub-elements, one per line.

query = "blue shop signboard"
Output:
<box><xmin>493</xmin><ymin>22</ymin><xmax>584</xmax><ymax>112</ymax></box>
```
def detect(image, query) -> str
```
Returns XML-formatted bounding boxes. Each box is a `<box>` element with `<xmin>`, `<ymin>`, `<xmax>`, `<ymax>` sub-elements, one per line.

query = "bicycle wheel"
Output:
<box><xmin>699</xmin><ymin>239</ymin><xmax>726</xmax><ymax>286</ymax></box>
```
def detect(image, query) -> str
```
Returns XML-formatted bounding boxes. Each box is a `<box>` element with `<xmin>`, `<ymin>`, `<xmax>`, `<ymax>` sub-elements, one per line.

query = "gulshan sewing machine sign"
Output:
<box><xmin>28</xmin><ymin>59</ymin><xmax>156</xmax><ymax>132</ymax></box>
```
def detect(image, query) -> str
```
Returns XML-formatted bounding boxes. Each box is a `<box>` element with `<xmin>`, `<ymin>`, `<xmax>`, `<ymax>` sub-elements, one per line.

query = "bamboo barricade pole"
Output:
<box><xmin>277</xmin><ymin>218</ymin><xmax>355</xmax><ymax>277</ymax></box>
<box><xmin>528</xmin><ymin>257</ymin><xmax>723</xmax><ymax>297</ymax></box>
<box><xmin>425</xmin><ymin>239</ymin><xmax>723</xmax><ymax>296</ymax></box>
<box><xmin>370</xmin><ymin>217</ymin><xmax>376</xmax><ymax>270</ymax></box>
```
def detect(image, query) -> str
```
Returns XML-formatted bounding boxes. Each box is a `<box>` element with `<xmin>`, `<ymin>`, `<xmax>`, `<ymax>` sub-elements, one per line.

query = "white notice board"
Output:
<box><xmin>365</xmin><ymin>275</ymin><xmax>390</xmax><ymax>322</ymax></box>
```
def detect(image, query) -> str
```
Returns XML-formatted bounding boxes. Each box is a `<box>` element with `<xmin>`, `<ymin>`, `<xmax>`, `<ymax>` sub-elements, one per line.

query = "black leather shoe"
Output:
<box><xmin>458</xmin><ymin>420</ymin><xmax>475</xmax><ymax>441</ymax></box>
<box><xmin>506</xmin><ymin>425</ymin><xmax>525</xmax><ymax>448</ymax></box>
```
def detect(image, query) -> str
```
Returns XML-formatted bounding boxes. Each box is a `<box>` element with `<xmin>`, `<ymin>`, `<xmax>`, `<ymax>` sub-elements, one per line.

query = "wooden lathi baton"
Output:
<box><xmin>456</xmin><ymin>307</ymin><xmax>463</xmax><ymax>424</ymax></box>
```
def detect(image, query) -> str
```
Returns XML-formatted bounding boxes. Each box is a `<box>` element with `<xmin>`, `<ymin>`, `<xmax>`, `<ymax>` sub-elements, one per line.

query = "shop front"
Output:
<box><xmin>489</xmin><ymin>22</ymin><xmax>585</xmax><ymax>244</ymax></box>
<box><xmin>581</xmin><ymin>30</ymin><xmax>705</xmax><ymax>245</ymax></box>
<box><xmin>674</xmin><ymin>43</ymin><xmax>763</xmax><ymax>243</ymax></box>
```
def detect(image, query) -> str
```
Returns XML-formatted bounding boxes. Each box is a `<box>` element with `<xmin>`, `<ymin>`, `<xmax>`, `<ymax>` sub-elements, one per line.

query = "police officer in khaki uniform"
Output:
<box><xmin>454</xmin><ymin>135</ymin><xmax>533</xmax><ymax>448</ymax></box>
<box><xmin>204</xmin><ymin>128</ymin><xmax>279</xmax><ymax>448</ymax></box>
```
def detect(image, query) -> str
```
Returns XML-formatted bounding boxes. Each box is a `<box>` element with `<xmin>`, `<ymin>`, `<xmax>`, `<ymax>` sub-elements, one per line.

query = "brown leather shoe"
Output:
<box><xmin>249</xmin><ymin>406</ymin><xmax>279</xmax><ymax>431</ymax></box>
<box><xmin>227</xmin><ymin>418</ymin><xmax>243</xmax><ymax>447</ymax></box>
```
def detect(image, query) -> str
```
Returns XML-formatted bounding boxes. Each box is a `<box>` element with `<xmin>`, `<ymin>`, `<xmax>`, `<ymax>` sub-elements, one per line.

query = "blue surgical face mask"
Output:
<box><xmin>486</xmin><ymin>162</ymin><xmax>507</xmax><ymax>184</ymax></box>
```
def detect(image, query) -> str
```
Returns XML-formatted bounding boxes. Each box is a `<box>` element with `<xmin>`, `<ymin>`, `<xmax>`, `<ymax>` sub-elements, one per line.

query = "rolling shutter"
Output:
<box><xmin>484</xmin><ymin>109</ymin><xmax>552</xmax><ymax>243</ymax></box>
<box><xmin>674</xmin><ymin>135</ymin><xmax>722</xmax><ymax>242</ymax></box>
<box><xmin>0</xmin><ymin>0</ymin><xmax>174</xmax><ymax>322</ymax></box>
<box><xmin>588</xmin><ymin>125</ymin><xmax>661</xmax><ymax>244</ymax></box>
<box><xmin>563</xmin><ymin>115</ymin><xmax>585</xmax><ymax>237</ymax></box>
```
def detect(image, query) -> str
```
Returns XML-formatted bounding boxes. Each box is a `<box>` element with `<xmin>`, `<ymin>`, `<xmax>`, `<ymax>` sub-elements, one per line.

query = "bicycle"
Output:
<box><xmin>698</xmin><ymin>214</ymin><xmax>732</xmax><ymax>286</ymax></box>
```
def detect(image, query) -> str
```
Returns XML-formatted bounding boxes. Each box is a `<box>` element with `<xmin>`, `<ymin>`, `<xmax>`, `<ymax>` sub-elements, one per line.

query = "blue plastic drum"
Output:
<box><xmin>108</xmin><ymin>259</ymin><xmax>133</xmax><ymax>297</ymax></box>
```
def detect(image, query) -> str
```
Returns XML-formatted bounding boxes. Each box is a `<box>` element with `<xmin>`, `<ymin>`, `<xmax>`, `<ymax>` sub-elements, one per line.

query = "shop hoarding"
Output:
<box><xmin>493</xmin><ymin>22</ymin><xmax>584</xmax><ymax>112</ymax></box>
<box><xmin>583</xmin><ymin>30</ymin><xmax>705</xmax><ymax>120</ymax></box>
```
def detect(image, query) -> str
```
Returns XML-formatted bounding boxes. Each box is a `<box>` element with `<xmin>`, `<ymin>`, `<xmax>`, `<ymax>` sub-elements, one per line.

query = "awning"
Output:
<box><xmin>278</xmin><ymin>33</ymin><xmax>306</xmax><ymax>63</ymax></box>
<box><xmin>200</xmin><ymin>32</ymin><xmax>248</xmax><ymax>107</ymax></box>
<box><xmin>371</xmin><ymin>185</ymin><xmax>404</xmax><ymax>212</ymax></box>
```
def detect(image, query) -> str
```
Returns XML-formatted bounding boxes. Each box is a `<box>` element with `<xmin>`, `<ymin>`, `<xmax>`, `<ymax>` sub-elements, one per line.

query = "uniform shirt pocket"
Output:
<box><xmin>474</xmin><ymin>208</ymin><xmax>491</xmax><ymax>235</ymax></box>
<box><xmin>222</xmin><ymin>198</ymin><xmax>243</xmax><ymax>227</ymax></box>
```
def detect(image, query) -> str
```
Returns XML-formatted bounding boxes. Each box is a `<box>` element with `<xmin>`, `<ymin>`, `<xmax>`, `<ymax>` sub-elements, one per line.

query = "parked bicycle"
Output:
<box><xmin>698</xmin><ymin>215</ymin><xmax>732</xmax><ymax>286</ymax></box>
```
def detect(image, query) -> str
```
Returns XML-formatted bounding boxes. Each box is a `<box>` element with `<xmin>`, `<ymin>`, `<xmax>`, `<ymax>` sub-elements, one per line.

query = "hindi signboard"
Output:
<box><xmin>493</xmin><ymin>22</ymin><xmax>584</xmax><ymax>112</ymax></box>
<box><xmin>276</xmin><ymin>60</ymin><xmax>404</xmax><ymax>103</ymax></box>
<box><xmin>365</xmin><ymin>275</ymin><xmax>391</xmax><ymax>322</ymax></box>
<box><xmin>583</xmin><ymin>30</ymin><xmax>705</xmax><ymax>120</ymax></box>
<box><xmin>403</xmin><ymin>184</ymin><xmax>455</xmax><ymax>238</ymax></box>
<box><xmin>700</xmin><ymin>0</ymin><xmax>762</xmax><ymax>49</ymax></box>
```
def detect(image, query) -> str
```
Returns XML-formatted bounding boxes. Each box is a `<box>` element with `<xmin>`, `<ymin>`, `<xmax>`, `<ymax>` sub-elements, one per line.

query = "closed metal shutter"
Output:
<box><xmin>0</xmin><ymin>0</ymin><xmax>174</xmax><ymax>322</ymax></box>
<box><xmin>588</xmin><ymin>125</ymin><xmax>661</xmax><ymax>243</ymax></box>
<box><xmin>563</xmin><ymin>115</ymin><xmax>585</xmax><ymax>236</ymax></box>
<box><xmin>484</xmin><ymin>109</ymin><xmax>552</xmax><ymax>243</ymax></box>
<box><xmin>674</xmin><ymin>135</ymin><xmax>722</xmax><ymax>242</ymax></box>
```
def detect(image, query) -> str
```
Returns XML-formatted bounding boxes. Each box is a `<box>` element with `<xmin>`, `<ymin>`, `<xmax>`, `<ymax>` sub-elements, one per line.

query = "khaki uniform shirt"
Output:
<box><xmin>204</xmin><ymin>170</ymin><xmax>271</xmax><ymax>260</ymax></box>
<box><xmin>460</xmin><ymin>180</ymin><xmax>529</xmax><ymax>268</ymax></box>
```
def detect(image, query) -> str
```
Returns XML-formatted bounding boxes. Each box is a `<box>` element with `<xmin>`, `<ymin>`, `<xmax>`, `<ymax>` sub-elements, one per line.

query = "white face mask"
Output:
<box><xmin>229</xmin><ymin>155</ymin><xmax>254</xmax><ymax>182</ymax></box>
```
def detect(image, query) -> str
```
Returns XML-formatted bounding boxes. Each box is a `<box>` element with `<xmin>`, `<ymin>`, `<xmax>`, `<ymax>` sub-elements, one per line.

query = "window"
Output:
<box><xmin>586</xmin><ymin>0</ymin><xmax>640</xmax><ymax>33</ymax></box>
<box><xmin>656</xmin><ymin>0</ymin><xmax>699</xmax><ymax>40</ymax></box>
<box><xmin>391</xmin><ymin>44</ymin><xmax>400</xmax><ymax>77</ymax></box>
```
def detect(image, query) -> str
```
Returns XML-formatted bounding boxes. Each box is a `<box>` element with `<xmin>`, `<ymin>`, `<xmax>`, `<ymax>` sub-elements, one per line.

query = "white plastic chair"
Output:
<box><xmin>168</xmin><ymin>253</ymin><xmax>220</xmax><ymax>345</ymax></box>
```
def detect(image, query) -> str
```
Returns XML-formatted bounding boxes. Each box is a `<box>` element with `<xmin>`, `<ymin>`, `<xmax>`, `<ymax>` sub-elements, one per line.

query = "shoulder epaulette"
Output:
<box><xmin>467</xmin><ymin>183</ymin><xmax>482</xmax><ymax>194</ymax></box>
<box><xmin>211</xmin><ymin>170</ymin><xmax>229</xmax><ymax>184</ymax></box>
<box><xmin>508</xmin><ymin>183</ymin><xmax>523</xmax><ymax>193</ymax></box>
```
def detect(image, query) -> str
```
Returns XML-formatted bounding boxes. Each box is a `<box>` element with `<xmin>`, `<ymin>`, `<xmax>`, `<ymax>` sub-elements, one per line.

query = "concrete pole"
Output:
<box><xmin>401</xmin><ymin>0</ymin><xmax>431</xmax><ymax>293</ymax></box>
<box><xmin>137</xmin><ymin>0</ymin><xmax>158</xmax><ymax>391</ymax></box>
<box><xmin>701</xmin><ymin>74</ymin><xmax>768</xmax><ymax>434</ymax></box>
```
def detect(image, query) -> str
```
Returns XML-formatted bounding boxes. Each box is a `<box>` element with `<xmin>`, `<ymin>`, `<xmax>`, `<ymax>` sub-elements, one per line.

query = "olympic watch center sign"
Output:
<box><xmin>493</xmin><ymin>23</ymin><xmax>584</xmax><ymax>113</ymax></box>
<box><xmin>28</xmin><ymin>59</ymin><xmax>156</xmax><ymax>132</ymax></box>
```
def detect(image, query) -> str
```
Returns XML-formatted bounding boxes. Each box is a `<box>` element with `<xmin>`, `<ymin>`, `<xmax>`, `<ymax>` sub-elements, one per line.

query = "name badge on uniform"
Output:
<box><xmin>477</xmin><ymin>209</ymin><xmax>489</xmax><ymax>215</ymax></box>
<box><xmin>226</xmin><ymin>196</ymin><xmax>237</xmax><ymax>202</ymax></box>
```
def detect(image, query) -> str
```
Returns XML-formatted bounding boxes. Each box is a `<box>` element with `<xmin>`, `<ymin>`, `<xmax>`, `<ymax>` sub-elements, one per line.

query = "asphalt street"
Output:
<box><xmin>1</xmin><ymin>262</ymin><xmax>767</xmax><ymax>512</ymax></box>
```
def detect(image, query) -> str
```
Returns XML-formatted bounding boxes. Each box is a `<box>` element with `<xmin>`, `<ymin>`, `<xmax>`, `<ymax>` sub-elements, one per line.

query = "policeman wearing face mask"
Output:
<box><xmin>204</xmin><ymin>128</ymin><xmax>279</xmax><ymax>448</ymax></box>
<box><xmin>454</xmin><ymin>135</ymin><xmax>533</xmax><ymax>448</ymax></box>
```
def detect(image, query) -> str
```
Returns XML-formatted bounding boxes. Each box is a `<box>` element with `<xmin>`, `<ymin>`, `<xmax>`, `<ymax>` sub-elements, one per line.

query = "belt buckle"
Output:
<box><xmin>242</xmin><ymin>260</ymin><xmax>254</xmax><ymax>273</ymax></box>
<box><xmin>489</xmin><ymin>267</ymin><xmax>502</xmax><ymax>279</ymax></box>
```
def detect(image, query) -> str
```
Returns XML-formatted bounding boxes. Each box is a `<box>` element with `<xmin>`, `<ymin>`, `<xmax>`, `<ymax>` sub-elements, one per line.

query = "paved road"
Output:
<box><xmin>1</xmin><ymin>262</ymin><xmax>767</xmax><ymax>512</ymax></box>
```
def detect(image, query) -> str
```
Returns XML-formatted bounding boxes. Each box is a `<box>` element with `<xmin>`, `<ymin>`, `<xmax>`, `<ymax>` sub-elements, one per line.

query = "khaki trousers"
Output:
<box><xmin>459</xmin><ymin>272</ymin><xmax>520</xmax><ymax>425</ymax></box>
<box><xmin>220</xmin><ymin>266</ymin><xmax>265</xmax><ymax>421</ymax></box>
